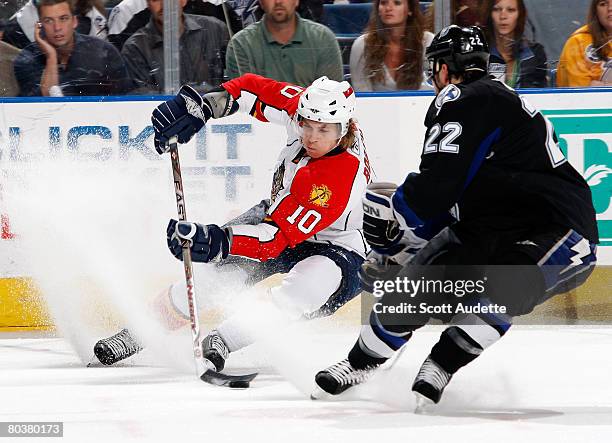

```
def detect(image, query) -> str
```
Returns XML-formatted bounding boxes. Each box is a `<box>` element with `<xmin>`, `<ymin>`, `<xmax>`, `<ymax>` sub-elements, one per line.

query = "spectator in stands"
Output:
<box><xmin>1</xmin><ymin>41</ymin><xmax>21</xmax><ymax>96</ymax></box>
<box><xmin>350</xmin><ymin>0</ymin><xmax>433</xmax><ymax>91</ymax></box>
<box><xmin>483</xmin><ymin>0</ymin><xmax>548</xmax><ymax>88</ymax></box>
<box><xmin>224</xmin><ymin>0</ymin><xmax>343</xmax><ymax>86</ymax></box>
<box><xmin>108</xmin><ymin>0</ymin><xmax>240</xmax><ymax>51</ymax></box>
<box><xmin>2</xmin><ymin>0</ymin><xmax>107</xmax><ymax>49</ymax></box>
<box><xmin>13</xmin><ymin>0</ymin><xmax>132</xmax><ymax>96</ymax></box>
<box><xmin>121</xmin><ymin>0</ymin><xmax>229</xmax><ymax>93</ymax></box>
<box><xmin>557</xmin><ymin>0</ymin><xmax>611</xmax><ymax>87</ymax></box>
<box><xmin>230</xmin><ymin>0</ymin><xmax>324</xmax><ymax>28</ymax></box>
<box><xmin>425</xmin><ymin>0</ymin><xmax>484</xmax><ymax>31</ymax></box>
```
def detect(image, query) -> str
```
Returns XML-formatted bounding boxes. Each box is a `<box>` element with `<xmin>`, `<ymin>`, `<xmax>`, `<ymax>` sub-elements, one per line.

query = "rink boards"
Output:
<box><xmin>0</xmin><ymin>88</ymin><xmax>610</xmax><ymax>329</ymax></box>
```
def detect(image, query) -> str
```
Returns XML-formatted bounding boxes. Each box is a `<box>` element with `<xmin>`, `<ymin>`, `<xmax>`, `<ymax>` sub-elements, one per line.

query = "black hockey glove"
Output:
<box><xmin>151</xmin><ymin>85</ymin><xmax>213</xmax><ymax>154</ymax></box>
<box><xmin>359</xmin><ymin>251</ymin><xmax>394</xmax><ymax>294</ymax></box>
<box><xmin>362</xmin><ymin>182</ymin><xmax>404</xmax><ymax>254</ymax></box>
<box><xmin>167</xmin><ymin>219</ymin><xmax>231</xmax><ymax>263</ymax></box>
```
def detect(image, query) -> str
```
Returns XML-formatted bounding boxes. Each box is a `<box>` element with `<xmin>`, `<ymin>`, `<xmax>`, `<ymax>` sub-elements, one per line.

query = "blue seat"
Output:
<box><xmin>323</xmin><ymin>2</ymin><xmax>432</xmax><ymax>37</ymax></box>
<box><xmin>322</xmin><ymin>4</ymin><xmax>371</xmax><ymax>37</ymax></box>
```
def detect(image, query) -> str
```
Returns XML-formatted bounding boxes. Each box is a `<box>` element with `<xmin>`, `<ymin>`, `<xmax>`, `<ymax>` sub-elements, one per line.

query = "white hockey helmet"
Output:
<box><xmin>297</xmin><ymin>76</ymin><xmax>356</xmax><ymax>138</ymax></box>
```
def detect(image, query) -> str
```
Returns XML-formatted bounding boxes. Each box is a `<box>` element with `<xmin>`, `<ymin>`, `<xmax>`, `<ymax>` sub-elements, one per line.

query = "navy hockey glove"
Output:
<box><xmin>151</xmin><ymin>85</ymin><xmax>213</xmax><ymax>154</ymax></box>
<box><xmin>167</xmin><ymin>219</ymin><xmax>231</xmax><ymax>263</ymax></box>
<box><xmin>362</xmin><ymin>182</ymin><xmax>404</xmax><ymax>254</ymax></box>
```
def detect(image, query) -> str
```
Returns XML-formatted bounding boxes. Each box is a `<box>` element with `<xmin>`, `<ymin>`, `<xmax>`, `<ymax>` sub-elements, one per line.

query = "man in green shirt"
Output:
<box><xmin>225</xmin><ymin>0</ymin><xmax>343</xmax><ymax>86</ymax></box>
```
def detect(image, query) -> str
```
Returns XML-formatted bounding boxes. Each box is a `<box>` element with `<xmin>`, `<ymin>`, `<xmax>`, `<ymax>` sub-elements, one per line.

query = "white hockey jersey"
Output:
<box><xmin>222</xmin><ymin>74</ymin><xmax>372</xmax><ymax>260</ymax></box>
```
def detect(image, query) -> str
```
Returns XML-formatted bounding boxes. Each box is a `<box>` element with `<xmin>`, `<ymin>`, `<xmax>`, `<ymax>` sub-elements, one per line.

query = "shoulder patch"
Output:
<box><xmin>309</xmin><ymin>184</ymin><xmax>332</xmax><ymax>208</ymax></box>
<box><xmin>488</xmin><ymin>63</ymin><xmax>506</xmax><ymax>81</ymax></box>
<box><xmin>585</xmin><ymin>44</ymin><xmax>602</xmax><ymax>63</ymax></box>
<box><xmin>435</xmin><ymin>84</ymin><xmax>461</xmax><ymax>111</ymax></box>
<box><xmin>270</xmin><ymin>160</ymin><xmax>286</xmax><ymax>202</ymax></box>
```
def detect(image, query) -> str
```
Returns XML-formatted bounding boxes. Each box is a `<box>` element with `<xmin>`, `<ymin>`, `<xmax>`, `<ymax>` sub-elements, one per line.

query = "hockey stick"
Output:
<box><xmin>168</xmin><ymin>136</ymin><xmax>257</xmax><ymax>387</ymax></box>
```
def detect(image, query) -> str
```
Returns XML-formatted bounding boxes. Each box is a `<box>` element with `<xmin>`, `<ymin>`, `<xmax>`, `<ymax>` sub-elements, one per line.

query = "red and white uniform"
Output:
<box><xmin>222</xmin><ymin>74</ymin><xmax>372</xmax><ymax>261</ymax></box>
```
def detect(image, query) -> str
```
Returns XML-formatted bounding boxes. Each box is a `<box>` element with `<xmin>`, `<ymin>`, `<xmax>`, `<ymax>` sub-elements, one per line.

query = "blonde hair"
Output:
<box><xmin>338</xmin><ymin>119</ymin><xmax>359</xmax><ymax>150</ymax></box>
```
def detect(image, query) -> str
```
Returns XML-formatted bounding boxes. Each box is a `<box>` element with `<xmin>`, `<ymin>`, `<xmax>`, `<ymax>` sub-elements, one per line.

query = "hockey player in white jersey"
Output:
<box><xmin>94</xmin><ymin>73</ymin><xmax>374</xmax><ymax>374</ymax></box>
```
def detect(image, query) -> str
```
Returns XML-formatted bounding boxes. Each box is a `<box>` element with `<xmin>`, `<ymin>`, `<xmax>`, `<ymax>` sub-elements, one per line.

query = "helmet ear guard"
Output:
<box><xmin>297</xmin><ymin>76</ymin><xmax>356</xmax><ymax>137</ymax></box>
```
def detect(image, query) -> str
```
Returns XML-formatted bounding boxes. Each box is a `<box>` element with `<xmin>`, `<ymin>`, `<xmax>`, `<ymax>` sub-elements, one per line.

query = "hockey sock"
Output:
<box><xmin>430</xmin><ymin>326</ymin><xmax>484</xmax><ymax>374</ymax></box>
<box><xmin>348</xmin><ymin>339</ymin><xmax>390</xmax><ymax>370</ymax></box>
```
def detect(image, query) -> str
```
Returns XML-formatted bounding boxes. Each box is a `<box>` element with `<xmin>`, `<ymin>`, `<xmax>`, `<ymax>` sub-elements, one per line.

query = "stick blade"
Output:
<box><xmin>200</xmin><ymin>369</ymin><xmax>258</xmax><ymax>388</ymax></box>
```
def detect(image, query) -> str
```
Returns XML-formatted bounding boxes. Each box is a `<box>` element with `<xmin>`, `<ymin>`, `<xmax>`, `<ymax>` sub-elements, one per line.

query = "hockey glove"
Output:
<box><xmin>362</xmin><ymin>182</ymin><xmax>404</xmax><ymax>254</ymax></box>
<box><xmin>151</xmin><ymin>85</ymin><xmax>213</xmax><ymax>154</ymax></box>
<box><xmin>359</xmin><ymin>251</ymin><xmax>394</xmax><ymax>294</ymax></box>
<box><xmin>359</xmin><ymin>248</ymin><xmax>419</xmax><ymax>294</ymax></box>
<box><xmin>167</xmin><ymin>219</ymin><xmax>231</xmax><ymax>263</ymax></box>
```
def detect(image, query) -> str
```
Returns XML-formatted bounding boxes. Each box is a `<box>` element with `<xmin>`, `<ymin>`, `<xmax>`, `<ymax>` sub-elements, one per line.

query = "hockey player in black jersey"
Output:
<box><xmin>312</xmin><ymin>25</ymin><xmax>599</xmax><ymax>408</ymax></box>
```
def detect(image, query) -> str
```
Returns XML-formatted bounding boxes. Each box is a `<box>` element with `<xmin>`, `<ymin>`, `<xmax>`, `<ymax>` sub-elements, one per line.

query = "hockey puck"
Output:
<box><xmin>228</xmin><ymin>380</ymin><xmax>250</xmax><ymax>389</ymax></box>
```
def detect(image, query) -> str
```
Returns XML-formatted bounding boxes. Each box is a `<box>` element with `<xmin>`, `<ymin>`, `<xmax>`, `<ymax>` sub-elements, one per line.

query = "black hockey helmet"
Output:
<box><xmin>426</xmin><ymin>25</ymin><xmax>489</xmax><ymax>79</ymax></box>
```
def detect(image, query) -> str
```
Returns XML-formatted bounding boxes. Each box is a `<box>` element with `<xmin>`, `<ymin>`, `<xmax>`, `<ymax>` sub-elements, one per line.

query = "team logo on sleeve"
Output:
<box><xmin>435</xmin><ymin>84</ymin><xmax>461</xmax><ymax>111</ymax></box>
<box><xmin>309</xmin><ymin>184</ymin><xmax>332</xmax><ymax>208</ymax></box>
<box><xmin>270</xmin><ymin>160</ymin><xmax>286</xmax><ymax>202</ymax></box>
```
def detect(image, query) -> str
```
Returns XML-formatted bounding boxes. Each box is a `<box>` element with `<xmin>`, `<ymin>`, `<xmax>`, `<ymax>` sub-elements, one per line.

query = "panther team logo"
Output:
<box><xmin>309</xmin><ymin>184</ymin><xmax>332</xmax><ymax>208</ymax></box>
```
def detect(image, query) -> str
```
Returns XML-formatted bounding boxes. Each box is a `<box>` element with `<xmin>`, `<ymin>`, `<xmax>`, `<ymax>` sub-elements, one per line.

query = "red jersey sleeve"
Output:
<box><xmin>222</xmin><ymin>73</ymin><xmax>304</xmax><ymax>125</ymax></box>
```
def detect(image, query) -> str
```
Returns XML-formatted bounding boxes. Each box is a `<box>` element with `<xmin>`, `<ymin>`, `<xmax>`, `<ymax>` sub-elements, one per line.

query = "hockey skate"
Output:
<box><xmin>201</xmin><ymin>330</ymin><xmax>229</xmax><ymax>372</ymax></box>
<box><xmin>412</xmin><ymin>355</ymin><xmax>452</xmax><ymax>413</ymax></box>
<box><xmin>311</xmin><ymin>359</ymin><xmax>380</xmax><ymax>399</ymax></box>
<box><xmin>93</xmin><ymin>328</ymin><xmax>143</xmax><ymax>366</ymax></box>
<box><xmin>199</xmin><ymin>330</ymin><xmax>259</xmax><ymax>388</ymax></box>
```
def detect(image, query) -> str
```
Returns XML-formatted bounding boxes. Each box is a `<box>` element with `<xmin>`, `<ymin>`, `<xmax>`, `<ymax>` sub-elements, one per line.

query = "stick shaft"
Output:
<box><xmin>169</xmin><ymin>138</ymin><xmax>206</xmax><ymax>375</ymax></box>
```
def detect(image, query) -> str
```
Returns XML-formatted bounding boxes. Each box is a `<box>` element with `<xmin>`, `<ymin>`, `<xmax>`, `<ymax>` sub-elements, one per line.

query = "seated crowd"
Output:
<box><xmin>0</xmin><ymin>0</ymin><xmax>610</xmax><ymax>97</ymax></box>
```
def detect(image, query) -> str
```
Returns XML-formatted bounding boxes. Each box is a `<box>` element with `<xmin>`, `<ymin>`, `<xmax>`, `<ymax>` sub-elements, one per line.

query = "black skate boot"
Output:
<box><xmin>201</xmin><ymin>330</ymin><xmax>229</xmax><ymax>372</ymax></box>
<box><xmin>412</xmin><ymin>355</ymin><xmax>452</xmax><ymax>411</ymax></box>
<box><xmin>312</xmin><ymin>359</ymin><xmax>380</xmax><ymax>399</ymax></box>
<box><xmin>94</xmin><ymin>328</ymin><xmax>143</xmax><ymax>365</ymax></box>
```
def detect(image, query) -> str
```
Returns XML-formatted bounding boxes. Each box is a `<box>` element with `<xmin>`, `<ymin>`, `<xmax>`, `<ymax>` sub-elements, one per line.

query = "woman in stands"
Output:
<box><xmin>557</xmin><ymin>0</ymin><xmax>611</xmax><ymax>87</ymax></box>
<box><xmin>349</xmin><ymin>0</ymin><xmax>433</xmax><ymax>91</ymax></box>
<box><xmin>482</xmin><ymin>0</ymin><xmax>548</xmax><ymax>88</ymax></box>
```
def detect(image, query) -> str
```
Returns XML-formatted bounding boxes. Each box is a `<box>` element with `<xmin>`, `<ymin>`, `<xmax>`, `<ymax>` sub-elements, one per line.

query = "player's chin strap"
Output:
<box><xmin>431</xmin><ymin>60</ymin><xmax>446</xmax><ymax>92</ymax></box>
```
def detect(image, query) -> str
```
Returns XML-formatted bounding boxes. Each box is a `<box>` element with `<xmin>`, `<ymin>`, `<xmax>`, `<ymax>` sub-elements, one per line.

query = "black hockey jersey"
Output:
<box><xmin>393</xmin><ymin>76</ymin><xmax>599</xmax><ymax>245</ymax></box>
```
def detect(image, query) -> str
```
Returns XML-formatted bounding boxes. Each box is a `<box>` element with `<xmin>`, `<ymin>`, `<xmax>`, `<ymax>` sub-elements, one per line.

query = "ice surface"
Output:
<box><xmin>1</xmin><ymin>158</ymin><xmax>254</xmax><ymax>371</ymax></box>
<box><xmin>2</xmin><ymin>128</ymin><xmax>611</xmax><ymax>443</ymax></box>
<box><xmin>2</xmin><ymin>326</ymin><xmax>612</xmax><ymax>443</ymax></box>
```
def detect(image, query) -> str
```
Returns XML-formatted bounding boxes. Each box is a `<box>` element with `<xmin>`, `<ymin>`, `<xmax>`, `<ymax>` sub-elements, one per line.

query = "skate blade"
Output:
<box><xmin>414</xmin><ymin>392</ymin><xmax>436</xmax><ymax>415</ymax></box>
<box><xmin>86</xmin><ymin>355</ymin><xmax>103</xmax><ymax>367</ymax></box>
<box><xmin>310</xmin><ymin>385</ymin><xmax>335</xmax><ymax>400</ymax></box>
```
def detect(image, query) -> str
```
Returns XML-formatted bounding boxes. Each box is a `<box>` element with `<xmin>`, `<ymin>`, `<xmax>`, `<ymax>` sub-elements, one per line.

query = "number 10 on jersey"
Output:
<box><xmin>287</xmin><ymin>205</ymin><xmax>322</xmax><ymax>234</ymax></box>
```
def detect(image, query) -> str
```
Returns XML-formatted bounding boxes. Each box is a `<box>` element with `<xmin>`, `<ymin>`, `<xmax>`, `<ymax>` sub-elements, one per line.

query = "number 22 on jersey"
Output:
<box><xmin>424</xmin><ymin>122</ymin><xmax>463</xmax><ymax>154</ymax></box>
